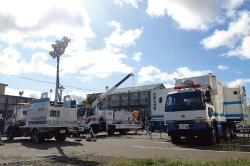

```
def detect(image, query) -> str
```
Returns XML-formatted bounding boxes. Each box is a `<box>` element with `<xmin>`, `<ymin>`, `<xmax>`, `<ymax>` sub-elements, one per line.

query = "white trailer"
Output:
<box><xmin>164</xmin><ymin>75</ymin><xmax>248</xmax><ymax>144</ymax></box>
<box><xmin>4</xmin><ymin>92</ymin><xmax>78</xmax><ymax>143</ymax></box>
<box><xmin>150</xmin><ymin>88</ymin><xmax>174</xmax><ymax>131</ymax></box>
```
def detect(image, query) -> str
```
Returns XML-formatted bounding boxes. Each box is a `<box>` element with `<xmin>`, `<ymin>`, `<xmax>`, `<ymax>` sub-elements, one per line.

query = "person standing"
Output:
<box><xmin>145</xmin><ymin>117</ymin><xmax>149</xmax><ymax>135</ymax></box>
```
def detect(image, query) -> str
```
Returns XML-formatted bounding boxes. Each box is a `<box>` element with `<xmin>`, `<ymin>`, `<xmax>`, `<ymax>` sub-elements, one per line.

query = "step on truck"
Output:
<box><xmin>164</xmin><ymin>75</ymin><xmax>248</xmax><ymax>145</ymax></box>
<box><xmin>76</xmin><ymin>73</ymin><xmax>142</xmax><ymax>135</ymax></box>
<box><xmin>4</xmin><ymin>92</ymin><xmax>78</xmax><ymax>143</ymax></box>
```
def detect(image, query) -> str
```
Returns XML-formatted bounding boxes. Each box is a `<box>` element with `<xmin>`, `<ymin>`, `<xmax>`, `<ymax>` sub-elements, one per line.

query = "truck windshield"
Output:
<box><xmin>77</xmin><ymin>107</ymin><xmax>86</xmax><ymax>118</ymax></box>
<box><xmin>165</xmin><ymin>91</ymin><xmax>205</xmax><ymax>112</ymax></box>
<box><xmin>6</xmin><ymin>109</ymin><xmax>13</xmax><ymax>120</ymax></box>
<box><xmin>86</xmin><ymin>108</ymin><xmax>95</xmax><ymax>118</ymax></box>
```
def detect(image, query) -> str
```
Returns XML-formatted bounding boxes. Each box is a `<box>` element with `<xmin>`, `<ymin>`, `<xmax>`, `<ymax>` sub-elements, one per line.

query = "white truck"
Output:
<box><xmin>164</xmin><ymin>75</ymin><xmax>248</xmax><ymax>144</ymax></box>
<box><xmin>150</xmin><ymin>88</ymin><xmax>174</xmax><ymax>131</ymax></box>
<box><xmin>77</xmin><ymin>73</ymin><xmax>141</xmax><ymax>135</ymax></box>
<box><xmin>4</xmin><ymin>92</ymin><xmax>78</xmax><ymax>143</ymax></box>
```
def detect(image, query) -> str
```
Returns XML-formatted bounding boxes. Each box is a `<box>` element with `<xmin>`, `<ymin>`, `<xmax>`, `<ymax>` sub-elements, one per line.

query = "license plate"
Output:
<box><xmin>179</xmin><ymin>124</ymin><xmax>189</xmax><ymax>129</ymax></box>
<box><xmin>60</xmin><ymin>130</ymin><xmax>66</xmax><ymax>133</ymax></box>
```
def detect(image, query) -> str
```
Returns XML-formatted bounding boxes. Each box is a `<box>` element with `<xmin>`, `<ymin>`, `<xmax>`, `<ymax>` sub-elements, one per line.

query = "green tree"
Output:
<box><xmin>86</xmin><ymin>93</ymin><xmax>99</xmax><ymax>106</ymax></box>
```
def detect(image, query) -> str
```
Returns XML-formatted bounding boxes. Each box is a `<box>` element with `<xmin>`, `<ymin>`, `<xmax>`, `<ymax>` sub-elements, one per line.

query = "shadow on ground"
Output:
<box><xmin>169</xmin><ymin>136</ymin><xmax>250</xmax><ymax>153</ymax></box>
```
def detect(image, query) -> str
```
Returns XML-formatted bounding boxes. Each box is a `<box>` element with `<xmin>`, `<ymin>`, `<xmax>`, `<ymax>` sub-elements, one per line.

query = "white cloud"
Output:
<box><xmin>0</xmin><ymin>2</ymin><xmax>143</xmax><ymax>81</ymax></box>
<box><xmin>132</xmin><ymin>52</ymin><xmax>142</xmax><ymax>62</ymax></box>
<box><xmin>218</xmin><ymin>65</ymin><xmax>229</xmax><ymax>70</ymax></box>
<box><xmin>146</xmin><ymin>0</ymin><xmax>245</xmax><ymax>31</ymax></box>
<box><xmin>0</xmin><ymin>47</ymin><xmax>22</xmax><ymax>75</ymax></box>
<box><xmin>105</xmin><ymin>21</ymin><xmax>143</xmax><ymax>47</ymax></box>
<box><xmin>60</xmin><ymin>47</ymin><xmax>133</xmax><ymax>79</ymax></box>
<box><xmin>226</xmin><ymin>36</ymin><xmax>250</xmax><ymax>59</ymax></box>
<box><xmin>227</xmin><ymin>78</ymin><xmax>250</xmax><ymax>88</ymax></box>
<box><xmin>0</xmin><ymin>0</ymin><xmax>94</xmax><ymax>51</ymax></box>
<box><xmin>5</xmin><ymin>87</ymin><xmax>86</xmax><ymax>103</ymax></box>
<box><xmin>69</xmin><ymin>91</ymin><xmax>87</xmax><ymax>103</ymax></box>
<box><xmin>27</xmin><ymin>53</ymin><xmax>56</xmax><ymax>76</ymax></box>
<box><xmin>164</xmin><ymin>83</ymin><xmax>174</xmax><ymax>88</ymax></box>
<box><xmin>60</xmin><ymin>21</ymin><xmax>141</xmax><ymax>79</ymax></box>
<box><xmin>113</xmin><ymin>0</ymin><xmax>142</xmax><ymax>8</ymax></box>
<box><xmin>201</xmin><ymin>11</ymin><xmax>250</xmax><ymax>49</ymax></box>
<box><xmin>138</xmin><ymin>66</ymin><xmax>161</xmax><ymax>83</ymax></box>
<box><xmin>138</xmin><ymin>66</ymin><xmax>211</xmax><ymax>83</ymax></box>
<box><xmin>77</xmin><ymin>76</ymin><xmax>94</xmax><ymax>83</ymax></box>
<box><xmin>5</xmin><ymin>87</ymin><xmax>41</xmax><ymax>99</ymax></box>
<box><xmin>0</xmin><ymin>47</ymin><xmax>56</xmax><ymax>76</ymax></box>
<box><xmin>22</xmin><ymin>40</ymin><xmax>52</xmax><ymax>51</ymax></box>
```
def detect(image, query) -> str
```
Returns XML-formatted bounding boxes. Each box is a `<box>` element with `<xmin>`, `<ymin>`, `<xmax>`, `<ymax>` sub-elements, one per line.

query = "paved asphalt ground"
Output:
<box><xmin>1</xmin><ymin>131</ymin><xmax>250</xmax><ymax>164</ymax></box>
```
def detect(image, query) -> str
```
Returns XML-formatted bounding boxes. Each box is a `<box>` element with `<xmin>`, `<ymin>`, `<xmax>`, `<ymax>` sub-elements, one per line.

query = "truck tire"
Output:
<box><xmin>108</xmin><ymin>129</ymin><xmax>115</xmax><ymax>136</ymax></box>
<box><xmin>7</xmin><ymin>129</ymin><xmax>14</xmax><ymax>141</ymax></box>
<box><xmin>119</xmin><ymin>129</ymin><xmax>127</xmax><ymax>135</ymax></box>
<box><xmin>90</xmin><ymin>126</ymin><xmax>98</xmax><ymax>134</ymax></box>
<box><xmin>171</xmin><ymin>135</ymin><xmax>181</xmax><ymax>144</ymax></box>
<box><xmin>55</xmin><ymin>134</ymin><xmax>67</xmax><ymax>142</ymax></box>
<box><xmin>31</xmin><ymin>132</ymin><xmax>43</xmax><ymax>144</ymax></box>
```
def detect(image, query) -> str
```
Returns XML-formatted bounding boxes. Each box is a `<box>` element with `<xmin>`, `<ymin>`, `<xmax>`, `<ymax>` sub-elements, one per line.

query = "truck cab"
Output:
<box><xmin>164</xmin><ymin>84</ymin><xmax>213</xmax><ymax>141</ymax></box>
<box><xmin>164</xmin><ymin>75</ymin><xmax>248</xmax><ymax>145</ymax></box>
<box><xmin>77</xmin><ymin>105</ymin><xmax>98</xmax><ymax>133</ymax></box>
<box><xmin>4</xmin><ymin>103</ymin><xmax>30</xmax><ymax>133</ymax></box>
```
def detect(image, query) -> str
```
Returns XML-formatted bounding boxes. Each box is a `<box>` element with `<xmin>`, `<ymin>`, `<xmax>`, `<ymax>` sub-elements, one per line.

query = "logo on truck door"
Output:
<box><xmin>181</xmin><ymin>115</ymin><xmax>185</xmax><ymax>118</ymax></box>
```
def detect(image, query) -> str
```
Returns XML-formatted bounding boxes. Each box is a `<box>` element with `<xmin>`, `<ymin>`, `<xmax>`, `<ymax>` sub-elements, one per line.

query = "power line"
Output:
<box><xmin>32</xmin><ymin>72</ymin><xmax>98</xmax><ymax>92</ymax></box>
<box><xmin>0</xmin><ymin>71</ymin><xmax>100</xmax><ymax>92</ymax></box>
<box><xmin>0</xmin><ymin>11</ymin><xmax>11</xmax><ymax>33</ymax></box>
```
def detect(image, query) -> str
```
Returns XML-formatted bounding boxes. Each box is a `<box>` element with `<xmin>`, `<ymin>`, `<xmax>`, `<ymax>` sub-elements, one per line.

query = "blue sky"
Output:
<box><xmin>1</xmin><ymin>0</ymin><xmax>250</xmax><ymax>103</ymax></box>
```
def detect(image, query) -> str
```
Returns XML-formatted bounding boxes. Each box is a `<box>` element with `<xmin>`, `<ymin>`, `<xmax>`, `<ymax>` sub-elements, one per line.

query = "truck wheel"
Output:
<box><xmin>171</xmin><ymin>135</ymin><xmax>181</xmax><ymax>144</ymax></box>
<box><xmin>108</xmin><ymin>129</ymin><xmax>115</xmax><ymax>136</ymax></box>
<box><xmin>55</xmin><ymin>134</ymin><xmax>67</xmax><ymax>142</ymax></box>
<box><xmin>7</xmin><ymin>130</ymin><xmax>14</xmax><ymax>141</ymax></box>
<box><xmin>31</xmin><ymin>132</ymin><xmax>43</xmax><ymax>143</ymax></box>
<box><xmin>119</xmin><ymin>130</ymin><xmax>127</xmax><ymax>135</ymax></box>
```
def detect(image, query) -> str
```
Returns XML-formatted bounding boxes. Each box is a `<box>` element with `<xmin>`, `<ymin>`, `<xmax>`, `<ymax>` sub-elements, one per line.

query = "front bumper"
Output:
<box><xmin>165</xmin><ymin>123</ymin><xmax>208</xmax><ymax>130</ymax></box>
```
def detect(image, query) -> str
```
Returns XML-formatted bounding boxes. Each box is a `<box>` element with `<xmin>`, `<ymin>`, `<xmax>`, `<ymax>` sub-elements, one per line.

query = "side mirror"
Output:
<box><xmin>205</xmin><ymin>91</ymin><xmax>211</xmax><ymax>98</ymax></box>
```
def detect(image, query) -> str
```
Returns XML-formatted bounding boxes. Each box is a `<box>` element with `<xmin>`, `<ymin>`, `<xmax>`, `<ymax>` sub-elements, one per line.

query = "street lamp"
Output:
<box><xmin>19</xmin><ymin>91</ymin><xmax>24</xmax><ymax>103</ymax></box>
<box><xmin>49</xmin><ymin>36</ymin><xmax>71</xmax><ymax>107</ymax></box>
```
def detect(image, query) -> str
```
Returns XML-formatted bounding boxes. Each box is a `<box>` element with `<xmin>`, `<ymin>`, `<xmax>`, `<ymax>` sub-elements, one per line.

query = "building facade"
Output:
<box><xmin>0</xmin><ymin>83</ymin><xmax>35</xmax><ymax>118</ymax></box>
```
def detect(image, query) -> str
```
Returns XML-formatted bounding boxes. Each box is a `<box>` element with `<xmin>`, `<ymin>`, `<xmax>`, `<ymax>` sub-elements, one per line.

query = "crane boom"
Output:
<box><xmin>92</xmin><ymin>73</ymin><xmax>134</xmax><ymax>108</ymax></box>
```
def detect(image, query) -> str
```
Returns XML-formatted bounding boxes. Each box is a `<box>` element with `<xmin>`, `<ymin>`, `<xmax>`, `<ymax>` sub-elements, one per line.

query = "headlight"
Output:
<box><xmin>195</xmin><ymin>119</ymin><xmax>206</xmax><ymax>123</ymax></box>
<box><xmin>200</xmin><ymin>119</ymin><xmax>206</xmax><ymax>123</ymax></box>
<box><xmin>166</xmin><ymin>120</ymin><xmax>174</xmax><ymax>123</ymax></box>
<box><xmin>195</xmin><ymin>119</ymin><xmax>200</xmax><ymax>123</ymax></box>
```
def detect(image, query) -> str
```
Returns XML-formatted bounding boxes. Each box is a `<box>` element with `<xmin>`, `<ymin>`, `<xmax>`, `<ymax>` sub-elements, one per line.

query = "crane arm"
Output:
<box><xmin>92</xmin><ymin>73</ymin><xmax>134</xmax><ymax>108</ymax></box>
